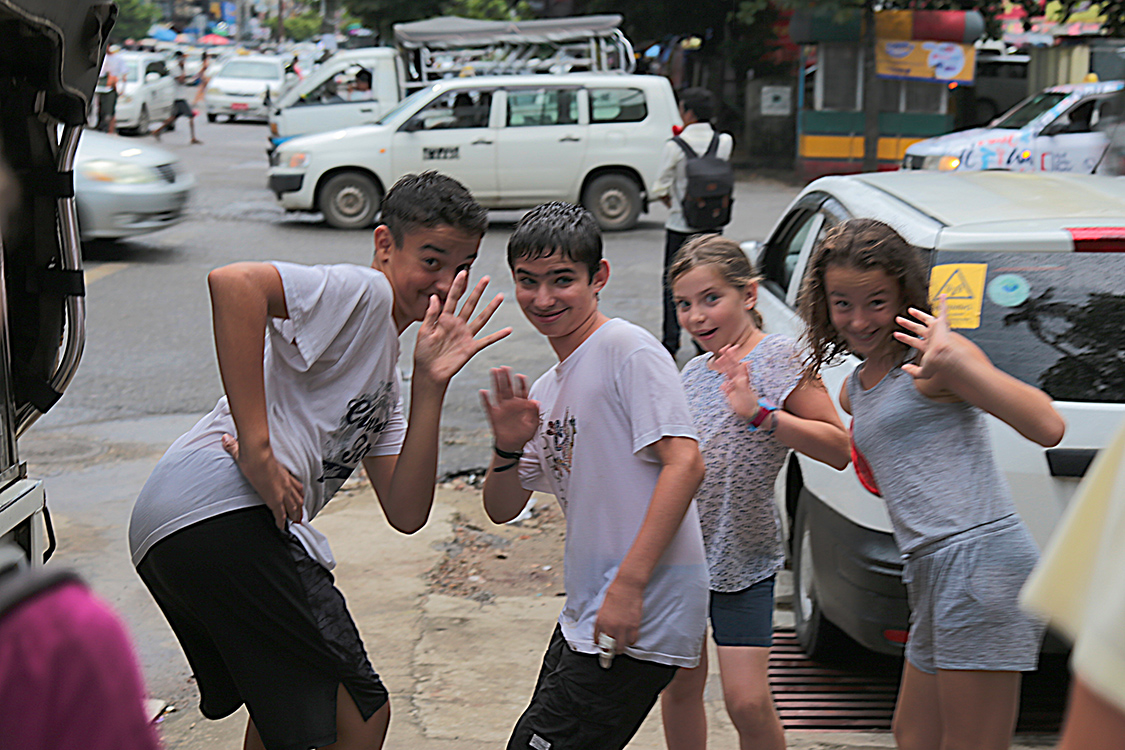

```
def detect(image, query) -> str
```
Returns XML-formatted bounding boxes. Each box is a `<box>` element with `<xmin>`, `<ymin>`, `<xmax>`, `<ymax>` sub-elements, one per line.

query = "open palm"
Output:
<box><xmin>480</xmin><ymin>366</ymin><xmax>540</xmax><ymax>452</ymax></box>
<box><xmin>414</xmin><ymin>271</ymin><xmax>510</xmax><ymax>385</ymax></box>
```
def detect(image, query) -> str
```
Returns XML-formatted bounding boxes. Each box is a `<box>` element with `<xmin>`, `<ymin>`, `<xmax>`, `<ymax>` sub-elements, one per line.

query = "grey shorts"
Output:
<box><xmin>903</xmin><ymin>515</ymin><xmax>1045</xmax><ymax>675</ymax></box>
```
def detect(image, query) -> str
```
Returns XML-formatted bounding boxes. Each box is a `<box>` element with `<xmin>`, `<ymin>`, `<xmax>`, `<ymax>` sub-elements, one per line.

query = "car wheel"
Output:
<box><xmin>136</xmin><ymin>105</ymin><xmax>149</xmax><ymax>134</ymax></box>
<box><xmin>207</xmin><ymin>113</ymin><xmax>217</xmax><ymax>123</ymax></box>
<box><xmin>582</xmin><ymin>173</ymin><xmax>642</xmax><ymax>231</ymax></box>
<box><xmin>319</xmin><ymin>172</ymin><xmax>381</xmax><ymax>229</ymax></box>
<box><xmin>792</xmin><ymin>497</ymin><xmax>849</xmax><ymax>661</ymax></box>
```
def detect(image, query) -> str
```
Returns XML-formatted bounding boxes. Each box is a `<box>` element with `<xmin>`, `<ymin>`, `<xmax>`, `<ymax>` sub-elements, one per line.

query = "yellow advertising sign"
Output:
<box><xmin>929</xmin><ymin>263</ymin><xmax>987</xmax><ymax>329</ymax></box>
<box><xmin>876</xmin><ymin>39</ymin><xmax>976</xmax><ymax>83</ymax></box>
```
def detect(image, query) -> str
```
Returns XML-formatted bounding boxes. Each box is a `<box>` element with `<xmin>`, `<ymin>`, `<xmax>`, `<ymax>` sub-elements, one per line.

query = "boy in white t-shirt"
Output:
<box><xmin>480</xmin><ymin>202</ymin><xmax>709</xmax><ymax>750</ymax></box>
<box><xmin>129</xmin><ymin>172</ymin><xmax>509</xmax><ymax>750</ymax></box>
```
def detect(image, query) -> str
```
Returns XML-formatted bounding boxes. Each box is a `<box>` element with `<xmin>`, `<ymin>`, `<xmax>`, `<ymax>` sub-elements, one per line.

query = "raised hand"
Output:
<box><xmin>714</xmin><ymin>345</ymin><xmax>759</xmax><ymax>419</ymax></box>
<box><xmin>222</xmin><ymin>433</ymin><xmax>304</xmax><ymax>530</ymax></box>
<box><xmin>414</xmin><ymin>271</ymin><xmax>511</xmax><ymax>386</ymax></box>
<box><xmin>479</xmin><ymin>366</ymin><xmax>540</xmax><ymax>453</ymax></box>
<box><xmin>894</xmin><ymin>296</ymin><xmax>959</xmax><ymax>381</ymax></box>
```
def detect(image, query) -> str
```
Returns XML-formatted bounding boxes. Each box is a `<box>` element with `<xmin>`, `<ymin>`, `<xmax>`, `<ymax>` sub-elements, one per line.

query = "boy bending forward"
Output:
<box><xmin>129</xmin><ymin>172</ymin><xmax>507</xmax><ymax>750</ymax></box>
<box><xmin>481</xmin><ymin>202</ymin><xmax>708</xmax><ymax>750</ymax></box>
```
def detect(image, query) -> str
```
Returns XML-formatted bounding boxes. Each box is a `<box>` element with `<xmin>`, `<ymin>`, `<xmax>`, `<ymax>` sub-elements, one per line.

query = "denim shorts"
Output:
<box><xmin>710</xmin><ymin>575</ymin><xmax>775</xmax><ymax>647</ymax></box>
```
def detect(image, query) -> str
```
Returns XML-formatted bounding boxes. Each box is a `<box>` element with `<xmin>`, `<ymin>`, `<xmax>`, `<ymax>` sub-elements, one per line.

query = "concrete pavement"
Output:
<box><xmin>23</xmin><ymin>414</ymin><xmax>1055</xmax><ymax>750</ymax></box>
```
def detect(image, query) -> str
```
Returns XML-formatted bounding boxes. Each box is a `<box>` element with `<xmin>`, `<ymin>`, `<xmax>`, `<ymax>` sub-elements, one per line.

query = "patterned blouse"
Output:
<box><xmin>680</xmin><ymin>334</ymin><xmax>804</xmax><ymax>592</ymax></box>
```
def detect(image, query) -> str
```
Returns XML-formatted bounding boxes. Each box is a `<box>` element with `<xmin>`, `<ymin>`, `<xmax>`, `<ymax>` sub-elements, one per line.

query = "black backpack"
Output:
<box><xmin>674</xmin><ymin>133</ymin><xmax>734</xmax><ymax>230</ymax></box>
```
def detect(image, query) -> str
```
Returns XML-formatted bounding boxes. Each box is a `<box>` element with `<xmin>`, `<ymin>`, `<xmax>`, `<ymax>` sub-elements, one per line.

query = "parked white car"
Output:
<box><xmin>75</xmin><ymin>130</ymin><xmax>195</xmax><ymax>241</ymax></box>
<box><xmin>205</xmin><ymin>55</ymin><xmax>292</xmax><ymax>122</ymax></box>
<box><xmin>112</xmin><ymin>51</ymin><xmax>175</xmax><ymax>134</ymax></box>
<box><xmin>746</xmin><ymin>170</ymin><xmax>1125</xmax><ymax>658</ymax></box>
<box><xmin>903</xmin><ymin>79</ymin><xmax>1125</xmax><ymax>173</ymax></box>
<box><xmin>268</xmin><ymin>73</ymin><xmax>681</xmax><ymax>230</ymax></box>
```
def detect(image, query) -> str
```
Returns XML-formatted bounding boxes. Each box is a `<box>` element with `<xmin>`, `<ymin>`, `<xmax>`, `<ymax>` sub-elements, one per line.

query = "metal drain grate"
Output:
<box><xmin>769</xmin><ymin>629</ymin><xmax>1068</xmax><ymax>733</ymax></box>
<box><xmin>769</xmin><ymin>629</ymin><xmax>898</xmax><ymax>730</ymax></box>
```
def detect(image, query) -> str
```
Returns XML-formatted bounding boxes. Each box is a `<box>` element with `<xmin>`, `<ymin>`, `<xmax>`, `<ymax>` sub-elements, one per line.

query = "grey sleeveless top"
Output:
<box><xmin>847</xmin><ymin>366</ymin><xmax>1016</xmax><ymax>555</ymax></box>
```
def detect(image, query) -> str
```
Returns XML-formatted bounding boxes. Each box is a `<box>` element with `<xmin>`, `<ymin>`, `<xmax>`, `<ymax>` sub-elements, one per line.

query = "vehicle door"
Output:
<box><xmin>392</xmin><ymin>87</ymin><xmax>499</xmax><ymax>200</ymax></box>
<box><xmin>494</xmin><ymin>86</ymin><xmax>586</xmax><ymax>204</ymax></box>
<box><xmin>145</xmin><ymin>58</ymin><xmax>173</xmax><ymax>119</ymax></box>
<box><xmin>1033</xmin><ymin>95</ymin><xmax>1112</xmax><ymax>173</ymax></box>
<box><xmin>281</xmin><ymin>62</ymin><xmax>387</xmax><ymax>137</ymax></box>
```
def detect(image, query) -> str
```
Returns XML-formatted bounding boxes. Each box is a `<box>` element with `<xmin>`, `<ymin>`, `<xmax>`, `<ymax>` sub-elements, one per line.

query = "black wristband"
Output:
<box><xmin>493</xmin><ymin>460</ymin><xmax>519</xmax><ymax>473</ymax></box>
<box><xmin>493</xmin><ymin>443</ymin><xmax>524</xmax><ymax>460</ymax></box>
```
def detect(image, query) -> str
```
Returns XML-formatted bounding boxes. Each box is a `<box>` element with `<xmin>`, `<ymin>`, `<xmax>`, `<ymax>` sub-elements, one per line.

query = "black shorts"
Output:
<box><xmin>507</xmin><ymin>624</ymin><xmax>678</xmax><ymax>750</ymax></box>
<box><xmin>136</xmin><ymin>506</ymin><xmax>387</xmax><ymax>750</ymax></box>
<box><xmin>710</xmin><ymin>575</ymin><xmax>776</xmax><ymax>647</ymax></box>
<box><xmin>171</xmin><ymin>99</ymin><xmax>193</xmax><ymax>118</ymax></box>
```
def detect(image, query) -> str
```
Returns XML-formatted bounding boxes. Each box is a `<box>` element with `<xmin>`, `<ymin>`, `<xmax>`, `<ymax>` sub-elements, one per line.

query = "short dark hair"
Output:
<box><xmin>678</xmin><ymin>87</ymin><xmax>714</xmax><ymax>122</ymax></box>
<box><xmin>379</xmin><ymin>171</ymin><xmax>488</xmax><ymax>246</ymax></box>
<box><xmin>356</xmin><ymin>69</ymin><xmax>372</xmax><ymax>86</ymax></box>
<box><xmin>507</xmin><ymin>202</ymin><xmax>602</xmax><ymax>280</ymax></box>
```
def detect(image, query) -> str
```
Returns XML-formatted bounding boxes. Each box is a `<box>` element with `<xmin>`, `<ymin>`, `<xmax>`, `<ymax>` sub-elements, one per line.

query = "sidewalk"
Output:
<box><xmin>150</xmin><ymin>479</ymin><xmax>1053</xmax><ymax>750</ymax></box>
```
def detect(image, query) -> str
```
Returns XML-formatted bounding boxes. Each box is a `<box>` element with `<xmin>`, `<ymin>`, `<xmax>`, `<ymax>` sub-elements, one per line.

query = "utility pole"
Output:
<box><xmin>277</xmin><ymin>0</ymin><xmax>284</xmax><ymax>42</ymax></box>
<box><xmin>862</xmin><ymin>0</ymin><xmax>879</xmax><ymax>172</ymax></box>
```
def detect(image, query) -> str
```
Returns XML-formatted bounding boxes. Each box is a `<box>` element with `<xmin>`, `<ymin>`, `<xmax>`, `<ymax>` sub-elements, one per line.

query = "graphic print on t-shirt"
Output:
<box><xmin>319</xmin><ymin>382</ymin><xmax>396</xmax><ymax>498</ymax></box>
<box><xmin>543</xmin><ymin>408</ymin><xmax>577</xmax><ymax>505</ymax></box>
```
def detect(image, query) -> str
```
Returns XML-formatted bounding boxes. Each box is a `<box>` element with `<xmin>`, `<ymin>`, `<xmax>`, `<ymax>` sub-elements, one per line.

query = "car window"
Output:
<box><xmin>589</xmin><ymin>88</ymin><xmax>647</xmax><ymax>123</ymax></box>
<box><xmin>932</xmin><ymin>249</ymin><xmax>1125</xmax><ymax>403</ymax></box>
<box><xmin>1045</xmin><ymin>97</ymin><xmax>1107</xmax><ymax>134</ymax></box>
<box><xmin>375</xmin><ymin>88</ymin><xmax>429</xmax><ymax>123</ymax></box>
<box><xmin>505</xmin><ymin>88</ymin><xmax>578</xmax><ymax>127</ymax></box>
<box><xmin>219</xmin><ymin>61</ymin><xmax>280</xmax><ymax>80</ymax></box>
<box><xmin>410</xmin><ymin>89</ymin><xmax>493</xmax><ymax>130</ymax></box>
<box><xmin>763</xmin><ymin>209</ymin><xmax>819</xmax><ymax>295</ymax></box>
<box><xmin>993</xmin><ymin>91</ymin><xmax>1068</xmax><ymax>129</ymax></box>
<box><xmin>145</xmin><ymin>61</ymin><xmax>165</xmax><ymax>77</ymax></box>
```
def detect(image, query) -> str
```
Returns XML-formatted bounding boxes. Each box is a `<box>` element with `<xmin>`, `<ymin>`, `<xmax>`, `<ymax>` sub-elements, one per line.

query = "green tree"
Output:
<box><xmin>285</xmin><ymin>10</ymin><xmax>323</xmax><ymax>42</ymax></box>
<box><xmin>110</xmin><ymin>0</ymin><xmax>161</xmax><ymax>42</ymax></box>
<box><xmin>1049</xmin><ymin>0</ymin><xmax>1125</xmax><ymax>36</ymax></box>
<box><xmin>444</xmin><ymin>0</ymin><xmax>532</xmax><ymax>20</ymax></box>
<box><xmin>343</xmin><ymin>0</ymin><xmax>448</xmax><ymax>42</ymax></box>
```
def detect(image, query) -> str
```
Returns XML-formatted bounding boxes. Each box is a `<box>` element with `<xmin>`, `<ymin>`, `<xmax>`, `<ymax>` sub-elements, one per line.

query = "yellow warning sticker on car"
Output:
<box><xmin>929</xmin><ymin>263</ymin><xmax>987</xmax><ymax>329</ymax></box>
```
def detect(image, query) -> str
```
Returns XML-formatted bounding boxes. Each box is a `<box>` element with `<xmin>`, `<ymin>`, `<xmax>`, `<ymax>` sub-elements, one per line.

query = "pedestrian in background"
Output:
<box><xmin>799</xmin><ymin>218</ymin><xmax>1065</xmax><ymax>750</ymax></box>
<box><xmin>660</xmin><ymin>234</ymin><xmax>849</xmax><ymax>750</ymax></box>
<box><xmin>97</xmin><ymin>43</ymin><xmax>126</xmax><ymax>134</ymax></box>
<box><xmin>650</xmin><ymin>87</ymin><xmax>733</xmax><ymax>358</ymax></box>
<box><xmin>153</xmin><ymin>51</ymin><xmax>200</xmax><ymax>144</ymax></box>
<box><xmin>1022</xmin><ymin>419</ymin><xmax>1125</xmax><ymax>750</ymax></box>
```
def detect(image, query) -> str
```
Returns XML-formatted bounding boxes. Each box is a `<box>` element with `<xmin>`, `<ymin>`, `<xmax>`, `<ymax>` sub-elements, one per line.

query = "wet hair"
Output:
<box><xmin>678</xmin><ymin>87</ymin><xmax>714</xmax><ymax>122</ymax></box>
<box><xmin>667</xmin><ymin>233</ymin><xmax>763</xmax><ymax>328</ymax></box>
<box><xmin>797</xmin><ymin>218</ymin><xmax>931</xmax><ymax>380</ymax></box>
<box><xmin>379</xmin><ymin>171</ymin><xmax>488</xmax><ymax>246</ymax></box>
<box><xmin>506</xmin><ymin>201</ymin><xmax>602</xmax><ymax>280</ymax></box>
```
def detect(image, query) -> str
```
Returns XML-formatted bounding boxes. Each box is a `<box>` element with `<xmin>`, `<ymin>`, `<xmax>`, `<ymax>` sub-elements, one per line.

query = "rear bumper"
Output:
<box><xmin>802</xmin><ymin>491</ymin><xmax>910</xmax><ymax>656</ymax></box>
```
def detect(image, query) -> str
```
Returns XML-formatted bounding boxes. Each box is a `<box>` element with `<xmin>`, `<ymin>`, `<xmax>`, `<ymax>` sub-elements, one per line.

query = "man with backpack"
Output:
<box><xmin>651</xmin><ymin>87</ymin><xmax>734</xmax><ymax>358</ymax></box>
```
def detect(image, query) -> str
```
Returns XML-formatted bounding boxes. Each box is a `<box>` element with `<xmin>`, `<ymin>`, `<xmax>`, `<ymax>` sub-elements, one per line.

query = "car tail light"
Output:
<box><xmin>1068</xmin><ymin>227</ymin><xmax>1125</xmax><ymax>252</ymax></box>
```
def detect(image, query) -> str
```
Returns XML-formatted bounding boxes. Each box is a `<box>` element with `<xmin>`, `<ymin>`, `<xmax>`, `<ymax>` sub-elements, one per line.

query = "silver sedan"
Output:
<box><xmin>75</xmin><ymin>130</ymin><xmax>195</xmax><ymax>241</ymax></box>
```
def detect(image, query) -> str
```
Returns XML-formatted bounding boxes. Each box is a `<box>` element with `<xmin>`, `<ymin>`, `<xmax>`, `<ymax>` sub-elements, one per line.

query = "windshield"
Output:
<box><xmin>218</xmin><ymin>61</ymin><xmax>280</xmax><ymax>80</ymax></box>
<box><xmin>932</xmin><ymin>250</ymin><xmax>1125</xmax><ymax>403</ymax></box>
<box><xmin>992</xmin><ymin>92</ymin><xmax>1068</xmax><ymax>129</ymax></box>
<box><xmin>376</xmin><ymin>88</ymin><xmax>430</xmax><ymax>124</ymax></box>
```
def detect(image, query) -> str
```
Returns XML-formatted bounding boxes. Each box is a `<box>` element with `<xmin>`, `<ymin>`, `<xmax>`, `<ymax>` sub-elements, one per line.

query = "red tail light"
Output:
<box><xmin>1068</xmin><ymin>227</ymin><xmax>1125</xmax><ymax>252</ymax></box>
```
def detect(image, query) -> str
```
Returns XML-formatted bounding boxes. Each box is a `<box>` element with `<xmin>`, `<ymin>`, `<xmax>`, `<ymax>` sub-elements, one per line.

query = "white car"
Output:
<box><xmin>903</xmin><ymin>80</ymin><xmax>1125</xmax><ymax>173</ymax></box>
<box><xmin>111</xmin><ymin>51</ymin><xmax>175</xmax><ymax>134</ymax></box>
<box><xmin>268</xmin><ymin>73</ymin><xmax>681</xmax><ymax>230</ymax></box>
<box><xmin>75</xmin><ymin>130</ymin><xmax>196</xmax><ymax>241</ymax></box>
<box><xmin>746</xmin><ymin>170</ymin><xmax>1125</xmax><ymax>658</ymax></box>
<box><xmin>205</xmin><ymin>55</ymin><xmax>292</xmax><ymax>122</ymax></box>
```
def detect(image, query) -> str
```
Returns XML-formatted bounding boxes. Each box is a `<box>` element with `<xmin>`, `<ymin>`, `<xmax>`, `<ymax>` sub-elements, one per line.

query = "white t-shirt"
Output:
<box><xmin>1021</xmin><ymin>419</ymin><xmax>1125</xmax><ymax>714</ymax></box>
<box><xmin>129</xmin><ymin>262</ymin><xmax>406</xmax><ymax>569</ymax></box>
<box><xmin>518</xmin><ymin>318</ymin><xmax>708</xmax><ymax>667</ymax></box>
<box><xmin>650</xmin><ymin>121</ymin><xmax>734</xmax><ymax>234</ymax></box>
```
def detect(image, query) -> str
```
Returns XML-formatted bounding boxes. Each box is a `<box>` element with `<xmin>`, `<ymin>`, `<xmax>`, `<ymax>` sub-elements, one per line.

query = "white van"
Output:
<box><xmin>269</xmin><ymin>48</ymin><xmax>404</xmax><ymax>150</ymax></box>
<box><xmin>268</xmin><ymin>73</ymin><xmax>681</xmax><ymax>231</ymax></box>
<box><xmin>747</xmin><ymin>170</ymin><xmax>1125</xmax><ymax>659</ymax></box>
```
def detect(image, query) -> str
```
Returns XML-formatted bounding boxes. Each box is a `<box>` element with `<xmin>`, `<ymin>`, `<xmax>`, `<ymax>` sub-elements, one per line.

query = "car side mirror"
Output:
<box><xmin>145</xmin><ymin>72</ymin><xmax>161</xmax><ymax>83</ymax></box>
<box><xmin>1040</xmin><ymin>122</ymin><xmax>1064</xmax><ymax>137</ymax></box>
<box><xmin>401</xmin><ymin>118</ymin><xmax>423</xmax><ymax>133</ymax></box>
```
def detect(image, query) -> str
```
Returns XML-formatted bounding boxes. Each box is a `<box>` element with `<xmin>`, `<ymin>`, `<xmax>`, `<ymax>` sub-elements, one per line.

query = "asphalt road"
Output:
<box><xmin>44</xmin><ymin>116</ymin><xmax>803</xmax><ymax>477</ymax></box>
